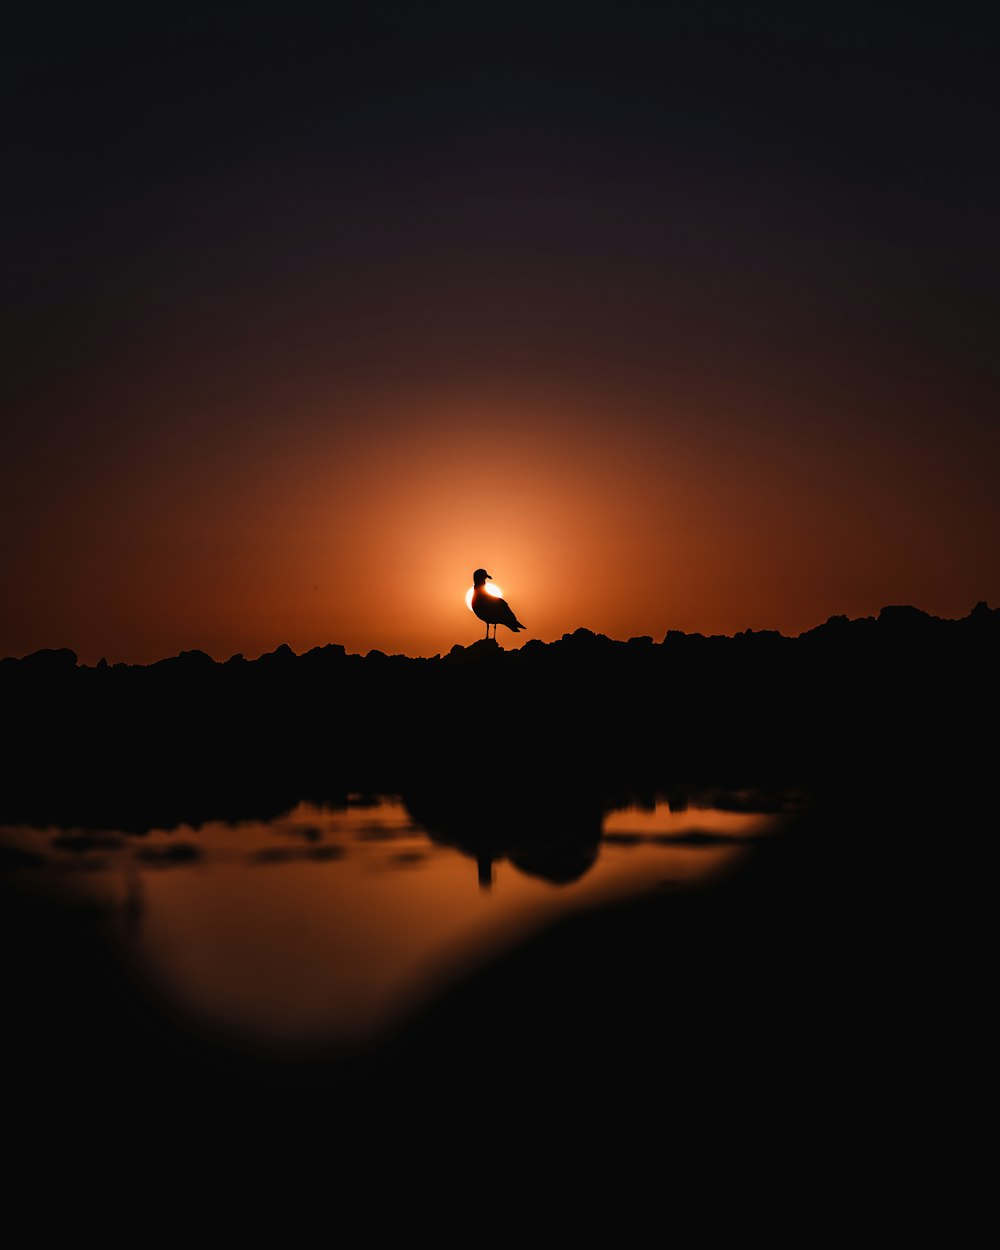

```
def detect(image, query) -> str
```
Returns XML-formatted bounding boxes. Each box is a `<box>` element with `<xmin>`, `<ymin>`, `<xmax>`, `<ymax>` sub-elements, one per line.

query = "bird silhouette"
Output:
<box><xmin>470</xmin><ymin>569</ymin><xmax>526</xmax><ymax>640</ymax></box>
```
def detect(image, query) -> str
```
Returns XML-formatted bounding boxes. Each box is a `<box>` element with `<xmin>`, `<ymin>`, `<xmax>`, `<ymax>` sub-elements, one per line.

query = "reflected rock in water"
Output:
<box><xmin>402</xmin><ymin>777</ymin><xmax>604</xmax><ymax>888</ymax></box>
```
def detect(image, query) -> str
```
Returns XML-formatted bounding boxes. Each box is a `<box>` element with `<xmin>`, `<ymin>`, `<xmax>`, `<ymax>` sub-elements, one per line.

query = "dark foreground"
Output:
<box><xmin>1</xmin><ymin>780</ymin><xmax>987</xmax><ymax>1231</ymax></box>
<box><xmin>1</xmin><ymin>607</ymin><xmax>994</xmax><ymax>1228</ymax></box>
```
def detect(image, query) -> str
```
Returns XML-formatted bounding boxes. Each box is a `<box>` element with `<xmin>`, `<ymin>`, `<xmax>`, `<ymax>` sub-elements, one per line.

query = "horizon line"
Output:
<box><xmin>2</xmin><ymin>599</ymin><xmax>994</xmax><ymax>669</ymax></box>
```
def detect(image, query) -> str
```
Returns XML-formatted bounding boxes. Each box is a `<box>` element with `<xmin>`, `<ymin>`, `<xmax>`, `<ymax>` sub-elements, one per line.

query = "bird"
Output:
<box><xmin>470</xmin><ymin>568</ymin><xmax>526</xmax><ymax>640</ymax></box>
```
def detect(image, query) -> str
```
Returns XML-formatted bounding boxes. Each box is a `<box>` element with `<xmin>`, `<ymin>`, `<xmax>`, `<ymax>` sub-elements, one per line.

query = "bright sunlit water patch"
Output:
<box><xmin>602</xmin><ymin>801</ymin><xmax>778</xmax><ymax>839</ymax></box>
<box><xmin>0</xmin><ymin>791</ymin><xmax>794</xmax><ymax>1055</ymax></box>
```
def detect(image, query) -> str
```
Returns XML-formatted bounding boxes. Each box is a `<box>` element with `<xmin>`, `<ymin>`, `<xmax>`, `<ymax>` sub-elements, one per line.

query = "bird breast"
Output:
<box><xmin>472</xmin><ymin>588</ymin><xmax>500</xmax><ymax>620</ymax></box>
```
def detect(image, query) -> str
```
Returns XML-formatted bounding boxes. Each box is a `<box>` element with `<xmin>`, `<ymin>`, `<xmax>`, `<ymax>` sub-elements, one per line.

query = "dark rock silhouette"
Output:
<box><xmin>402</xmin><ymin>776</ymin><xmax>604</xmax><ymax>887</ymax></box>
<box><xmin>2</xmin><ymin>645</ymin><xmax>79</xmax><ymax>672</ymax></box>
<box><xmin>0</xmin><ymin>600</ymin><xmax>995</xmax><ymax>828</ymax></box>
<box><xmin>0</xmin><ymin>601</ymin><xmax>992</xmax><ymax>1215</ymax></box>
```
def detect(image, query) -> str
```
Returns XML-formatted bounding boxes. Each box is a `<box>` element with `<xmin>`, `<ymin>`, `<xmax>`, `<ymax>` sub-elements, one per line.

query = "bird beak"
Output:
<box><xmin>486</xmin><ymin>573</ymin><xmax>492</xmax><ymax>579</ymax></box>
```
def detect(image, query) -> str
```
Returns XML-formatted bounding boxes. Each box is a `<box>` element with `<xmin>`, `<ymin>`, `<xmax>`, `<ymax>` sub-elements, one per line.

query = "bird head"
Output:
<box><xmin>472</xmin><ymin>569</ymin><xmax>491</xmax><ymax>586</ymax></box>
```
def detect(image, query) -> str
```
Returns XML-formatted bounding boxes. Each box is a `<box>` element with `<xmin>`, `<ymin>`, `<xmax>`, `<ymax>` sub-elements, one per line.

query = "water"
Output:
<box><xmin>0</xmin><ymin>788</ymin><xmax>799</xmax><ymax>1056</ymax></box>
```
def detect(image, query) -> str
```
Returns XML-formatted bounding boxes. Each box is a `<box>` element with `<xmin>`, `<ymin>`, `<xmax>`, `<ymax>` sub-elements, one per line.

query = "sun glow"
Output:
<box><xmin>465</xmin><ymin>582</ymin><xmax>503</xmax><ymax>611</ymax></box>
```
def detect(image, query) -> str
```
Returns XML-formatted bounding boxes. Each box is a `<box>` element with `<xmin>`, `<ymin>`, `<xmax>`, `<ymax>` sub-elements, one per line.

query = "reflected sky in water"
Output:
<box><xmin>0</xmin><ymin>791</ymin><xmax>797</xmax><ymax>1055</ymax></box>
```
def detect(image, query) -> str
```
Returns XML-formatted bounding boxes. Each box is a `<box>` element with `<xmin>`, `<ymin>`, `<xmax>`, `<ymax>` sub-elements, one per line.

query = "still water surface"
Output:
<box><xmin>0</xmin><ymin>790</ymin><xmax>797</xmax><ymax>1054</ymax></box>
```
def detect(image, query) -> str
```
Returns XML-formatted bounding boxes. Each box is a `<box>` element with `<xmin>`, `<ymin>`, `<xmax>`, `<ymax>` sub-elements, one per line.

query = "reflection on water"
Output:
<box><xmin>0</xmin><ymin>790</ymin><xmax>797</xmax><ymax>1054</ymax></box>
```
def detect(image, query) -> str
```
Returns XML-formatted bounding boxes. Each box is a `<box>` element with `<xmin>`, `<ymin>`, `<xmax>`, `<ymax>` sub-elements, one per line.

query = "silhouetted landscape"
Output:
<box><xmin>7</xmin><ymin>0</ymin><xmax>998</xmax><ymax>1230</ymax></box>
<box><xmin>4</xmin><ymin>601</ymin><xmax>996</xmax><ymax>813</ymax></box>
<box><xmin>3</xmin><ymin>601</ymin><xmax>995</xmax><ymax>826</ymax></box>
<box><xmin>2</xmin><ymin>603</ymin><xmax>994</xmax><ymax>1216</ymax></box>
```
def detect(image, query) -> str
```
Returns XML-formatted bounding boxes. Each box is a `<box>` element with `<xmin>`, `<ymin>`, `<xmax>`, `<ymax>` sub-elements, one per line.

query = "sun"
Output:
<box><xmin>465</xmin><ymin>582</ymin><xmax>503</xmax><ymax>611</ymax></box>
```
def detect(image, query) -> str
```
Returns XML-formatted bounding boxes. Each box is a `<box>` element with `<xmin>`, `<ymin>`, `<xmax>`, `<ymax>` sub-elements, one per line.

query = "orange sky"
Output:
<box><xmin>3</xmin><ymin>6</ymin><xmax>997</xmax><ymax>665</ymax></box>
<box><xmin>6</xmin><ymin>362</ymin><xmax>996</xmax><ymax>666</ymax></box>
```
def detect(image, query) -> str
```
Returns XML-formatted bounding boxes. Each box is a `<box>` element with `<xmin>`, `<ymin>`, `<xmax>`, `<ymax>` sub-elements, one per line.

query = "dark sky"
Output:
<box><xmin>4</xmin><ymin>3</ymin><xmax>998</xmax><ymax>662</ymax></box>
